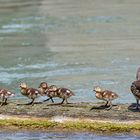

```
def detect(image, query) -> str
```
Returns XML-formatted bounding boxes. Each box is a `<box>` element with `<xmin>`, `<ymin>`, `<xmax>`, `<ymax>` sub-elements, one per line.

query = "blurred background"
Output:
<box><xmin>0</xmin><ymin>0</ymin><xmax>140</xmax><ymax>103</ymax></box>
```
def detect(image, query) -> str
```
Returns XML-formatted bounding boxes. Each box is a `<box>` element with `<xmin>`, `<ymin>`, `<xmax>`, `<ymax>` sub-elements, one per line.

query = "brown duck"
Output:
<box><xmin>130</xmin><ymin>80</ymin><xmax>140</xmax><ymax>109</ymax></box>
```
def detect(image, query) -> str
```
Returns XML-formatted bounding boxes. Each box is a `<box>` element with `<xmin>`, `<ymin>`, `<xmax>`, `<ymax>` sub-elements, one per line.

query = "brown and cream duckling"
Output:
<box><xmin>38</xmin><ymin>82</ymin><xmax>57</xmax><ymax>103</ymax></box>
<box><xmin>0</xmin><ymin>88</ymin><xmax>15</xmax><ymax>106</ymax></box>
<box><xmin>130</xmin><ymin>80</ymin><xmax>140</xmax><ymax>109</ymax></box>
<box><xmin>39</xmin><ymin>82</ymin><xmax>75</xmax><ymax>104</ymax></box>
<box><xmin>19</xmin><ymin>82</ymin><xmax>42</xmax><ymax>105</ymax></box>
<box><xmin>93</xmin><ymin>87</ymin><xmax>118</xmax><ymax>110</ymax></box>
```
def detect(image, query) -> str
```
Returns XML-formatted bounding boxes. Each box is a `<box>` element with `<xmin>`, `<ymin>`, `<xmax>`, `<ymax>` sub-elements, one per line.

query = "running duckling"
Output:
<box><xmin>0</xmin><ymin>88</ymin><xmax>14</xmax><ymax>106</ymax></box>
<box><xmin>39</xmin><ymin>82</ymin><xmax>75</xmax><ymax>104</ymax></box>
<box><xmin>93</xmin><ymin>87</ymin><xmax>118</xmax><ymax>110</ymax></box>
<box><xmin>19</xmin><ymin>82</ymin><xmax>42</xmax><ymax>105</ymax></box>
<box><xmin>130</xmin><ymin>80</ymin><xmax>140</xmax><ymax>110</ymax></box>
<box><xmin>38</xmin><ymin>82</ymin><xmax>57</xmax><ymax>103</ymax></box>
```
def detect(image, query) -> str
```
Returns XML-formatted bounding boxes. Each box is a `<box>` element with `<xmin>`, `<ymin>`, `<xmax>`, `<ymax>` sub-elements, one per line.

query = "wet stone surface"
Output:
<box><xmin>0</xmin><ymin>100</ymin><xmax>140</xmax><ymax>121</ymax></box>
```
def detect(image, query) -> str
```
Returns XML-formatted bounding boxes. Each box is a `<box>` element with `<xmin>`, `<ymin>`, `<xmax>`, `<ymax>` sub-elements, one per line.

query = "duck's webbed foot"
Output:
<box><xmin>133</xmin><ymin>100</ymin><xmax>140</xmax><ymax>110</ymax></box>
<box><xmin>134</xmin><ymin>104</ymin><xmax>140</xmax><ymax>110</ymax></box>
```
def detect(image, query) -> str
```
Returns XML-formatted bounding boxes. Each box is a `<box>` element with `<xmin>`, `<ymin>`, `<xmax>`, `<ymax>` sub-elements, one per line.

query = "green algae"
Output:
<box><xmin>0</xmin><ymin>118</ymin><xmax>140</xmax><ymax>133</ymax></box>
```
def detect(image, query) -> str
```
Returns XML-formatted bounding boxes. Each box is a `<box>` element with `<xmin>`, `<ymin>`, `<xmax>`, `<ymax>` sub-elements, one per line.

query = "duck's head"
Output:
<box><xmin>93</xmin><ymin>86</ymin><xmax>102</xmax><ymax>92</ymax></box>
<box><xmin>19</xmin><ymin>82</ymin><xmax>28</xmax><ymax>89</ymax></box>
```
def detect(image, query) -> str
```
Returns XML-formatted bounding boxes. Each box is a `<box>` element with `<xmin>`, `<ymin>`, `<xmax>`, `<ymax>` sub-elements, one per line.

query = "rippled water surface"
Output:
<box><xmin>0</xmin><ymin>0</ymin><xmax>140</xmax><ymax>103</ymax></box>
<box><xmin>0</xmin><ymin>131</ymin><xmax>140</xmax><ymax>140</ymax></box>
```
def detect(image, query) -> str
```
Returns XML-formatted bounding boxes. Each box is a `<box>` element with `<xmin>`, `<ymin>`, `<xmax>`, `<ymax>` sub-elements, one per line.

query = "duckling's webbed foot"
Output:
<box><xmin>105</xmin><ymin>104</ymin><xmax>113</xmax><ymax>110</ymax></box>
<box><xmin>105</xmin><ymin>101</ymin><xmax>112</xmax><ymax>110</ymax></box>
<box><xmin>26</xmin><ymin>99</ymin><xmax>34</xmax><ymax>106</ymax></box>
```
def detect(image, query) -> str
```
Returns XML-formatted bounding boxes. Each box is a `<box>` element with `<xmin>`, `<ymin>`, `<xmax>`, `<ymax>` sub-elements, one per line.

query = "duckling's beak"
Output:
<box><xmin>93</xmin><ymin>89</ymin><xmax>96</xmax><ymax>92</ymax></box>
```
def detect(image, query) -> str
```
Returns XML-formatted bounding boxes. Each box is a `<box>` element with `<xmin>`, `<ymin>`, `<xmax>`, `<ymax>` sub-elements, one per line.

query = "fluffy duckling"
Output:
<box><xmin>93</xmin><ymin>87</ymin><xmax>118</xmax><ymax>110</ymax></box>
<box><xmin>19</xmin><ymin>82</ymin><xmax>42</xmax><ymax>105</ymax></box>
<box><xmin>130</xmin><ymin>80</ymin><xmax>140</xmax><ymax>109</ymax></box>
<box><xmin>0</xmin><ymin>88</ymin><xmax>14</xmax><ymax>106</ymax></box>
<box><xmin>57</xmin><ymin>87</ymin><xmax>75</xmax><ymax>104</ymax></box>
<box><xmin>38</xmin><ymin>82</ymin><xmax>57</xmax><ymax>103</ymax></box>
<box><xmin>39</xmin><ymin>82</ymin><xmax>75</xmax><ymax>104</ymax></box>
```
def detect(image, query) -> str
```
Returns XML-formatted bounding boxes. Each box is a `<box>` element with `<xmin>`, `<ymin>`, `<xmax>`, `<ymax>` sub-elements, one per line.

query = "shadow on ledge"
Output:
<box><xmin>90</xmin><ymin>104</ymin><xmax>118</xmax><ymax>111</ymax></box>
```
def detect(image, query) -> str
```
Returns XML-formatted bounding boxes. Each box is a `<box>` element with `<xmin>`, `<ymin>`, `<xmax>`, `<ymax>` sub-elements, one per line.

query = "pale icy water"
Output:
<box><xmin>0</xmin><ymin>131</ymin><xmax>140</xmax><ymax>140</ymax></box>
<box><xmin>0</xmin><ymin>0</ymin><xmax>140</xmax><ymax>103</ymax></box>
<box><xmin>0</xmin><ymin>0</ymin><xmax>140</xmax><ymax>139</ymax></box>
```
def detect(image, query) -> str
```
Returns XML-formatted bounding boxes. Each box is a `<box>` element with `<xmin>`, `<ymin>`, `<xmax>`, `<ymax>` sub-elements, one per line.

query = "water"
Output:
<box><xmin>0</xmin><ymin>0</ymin><xmax>140</xmax><ymax>139</ymax></box>
<box><xmin>0</xmin><ymin>131</ymin><xmax>140</xmax><ymax>140</ymax></box>
<box><xmin>0</xmin><ymin>0</ymin><xmax>139</xmax><ymax>103</ymax></box>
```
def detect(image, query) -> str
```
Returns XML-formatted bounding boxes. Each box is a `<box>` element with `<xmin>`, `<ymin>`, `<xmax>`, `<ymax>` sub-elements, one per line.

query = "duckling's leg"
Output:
<box><xmin>43</xmin><ymin>97</ymin><xmax>54</xmax><ymax>103</ymax></box>
<box><xmin>26</xmin><ymin>99</ymin><xmax>35</xmax><ymax>106</ymax></box>
<box><xmin>104</xmin><ymin>101</ymin><xmax>109</xmax><ymax>107</ymax></box>
<box><xmin>50</xmin><ymin>97</ymin><xmax>54</xmax><ymax>103</ymax></box>
<box><xmin>65</xmin><ymin>98</ymin><xmax>69</xmax><ymax>104</ymax></box>
<box><xmin>60</xmin><ymin>98</ymin><xmax>65</xmax><ymax>104</ymax></box>
<box><xmin>105</xmin><ymin>101</ymin><xmax>112</xmax><ymax>110</ymax></box>
<box><xmin>4</xmin><ymin>98</ymin><xmax>7</xmax><ymax>105</ymax></box>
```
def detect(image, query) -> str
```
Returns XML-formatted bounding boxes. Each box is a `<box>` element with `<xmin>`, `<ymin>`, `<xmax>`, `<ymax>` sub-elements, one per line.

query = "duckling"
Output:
<box><xmin>0</xmin><ymin>88</ymin><xmax>15</xmax><ymax>106</ymax></box>
<box><xmin>57</xmin><ymin>87</ymin><xmax>75</xmax><ymax>104</ymax></box>
<box><xmin>19</xmin><ymin>82</ymin><xmax>42</xmax><ymax>105</ymax></box>
<box><xmin>39</xmin><ymin>82</ymin><xmax>75</xmax><ymax>104</ymax></box>
<box><xmin>38</xmin><ymin>82</ymin><xmax>57</xmax><ymax>103</ymax></box>
<box><xmin>93</xmin><ymin>87</ymin><xmax>118</xmax><ymax>110</ymax></box>
<box><xmin>130</xmin><ymin>80</ymin><xmax>140</xmax><ymax>109</ymax></box>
